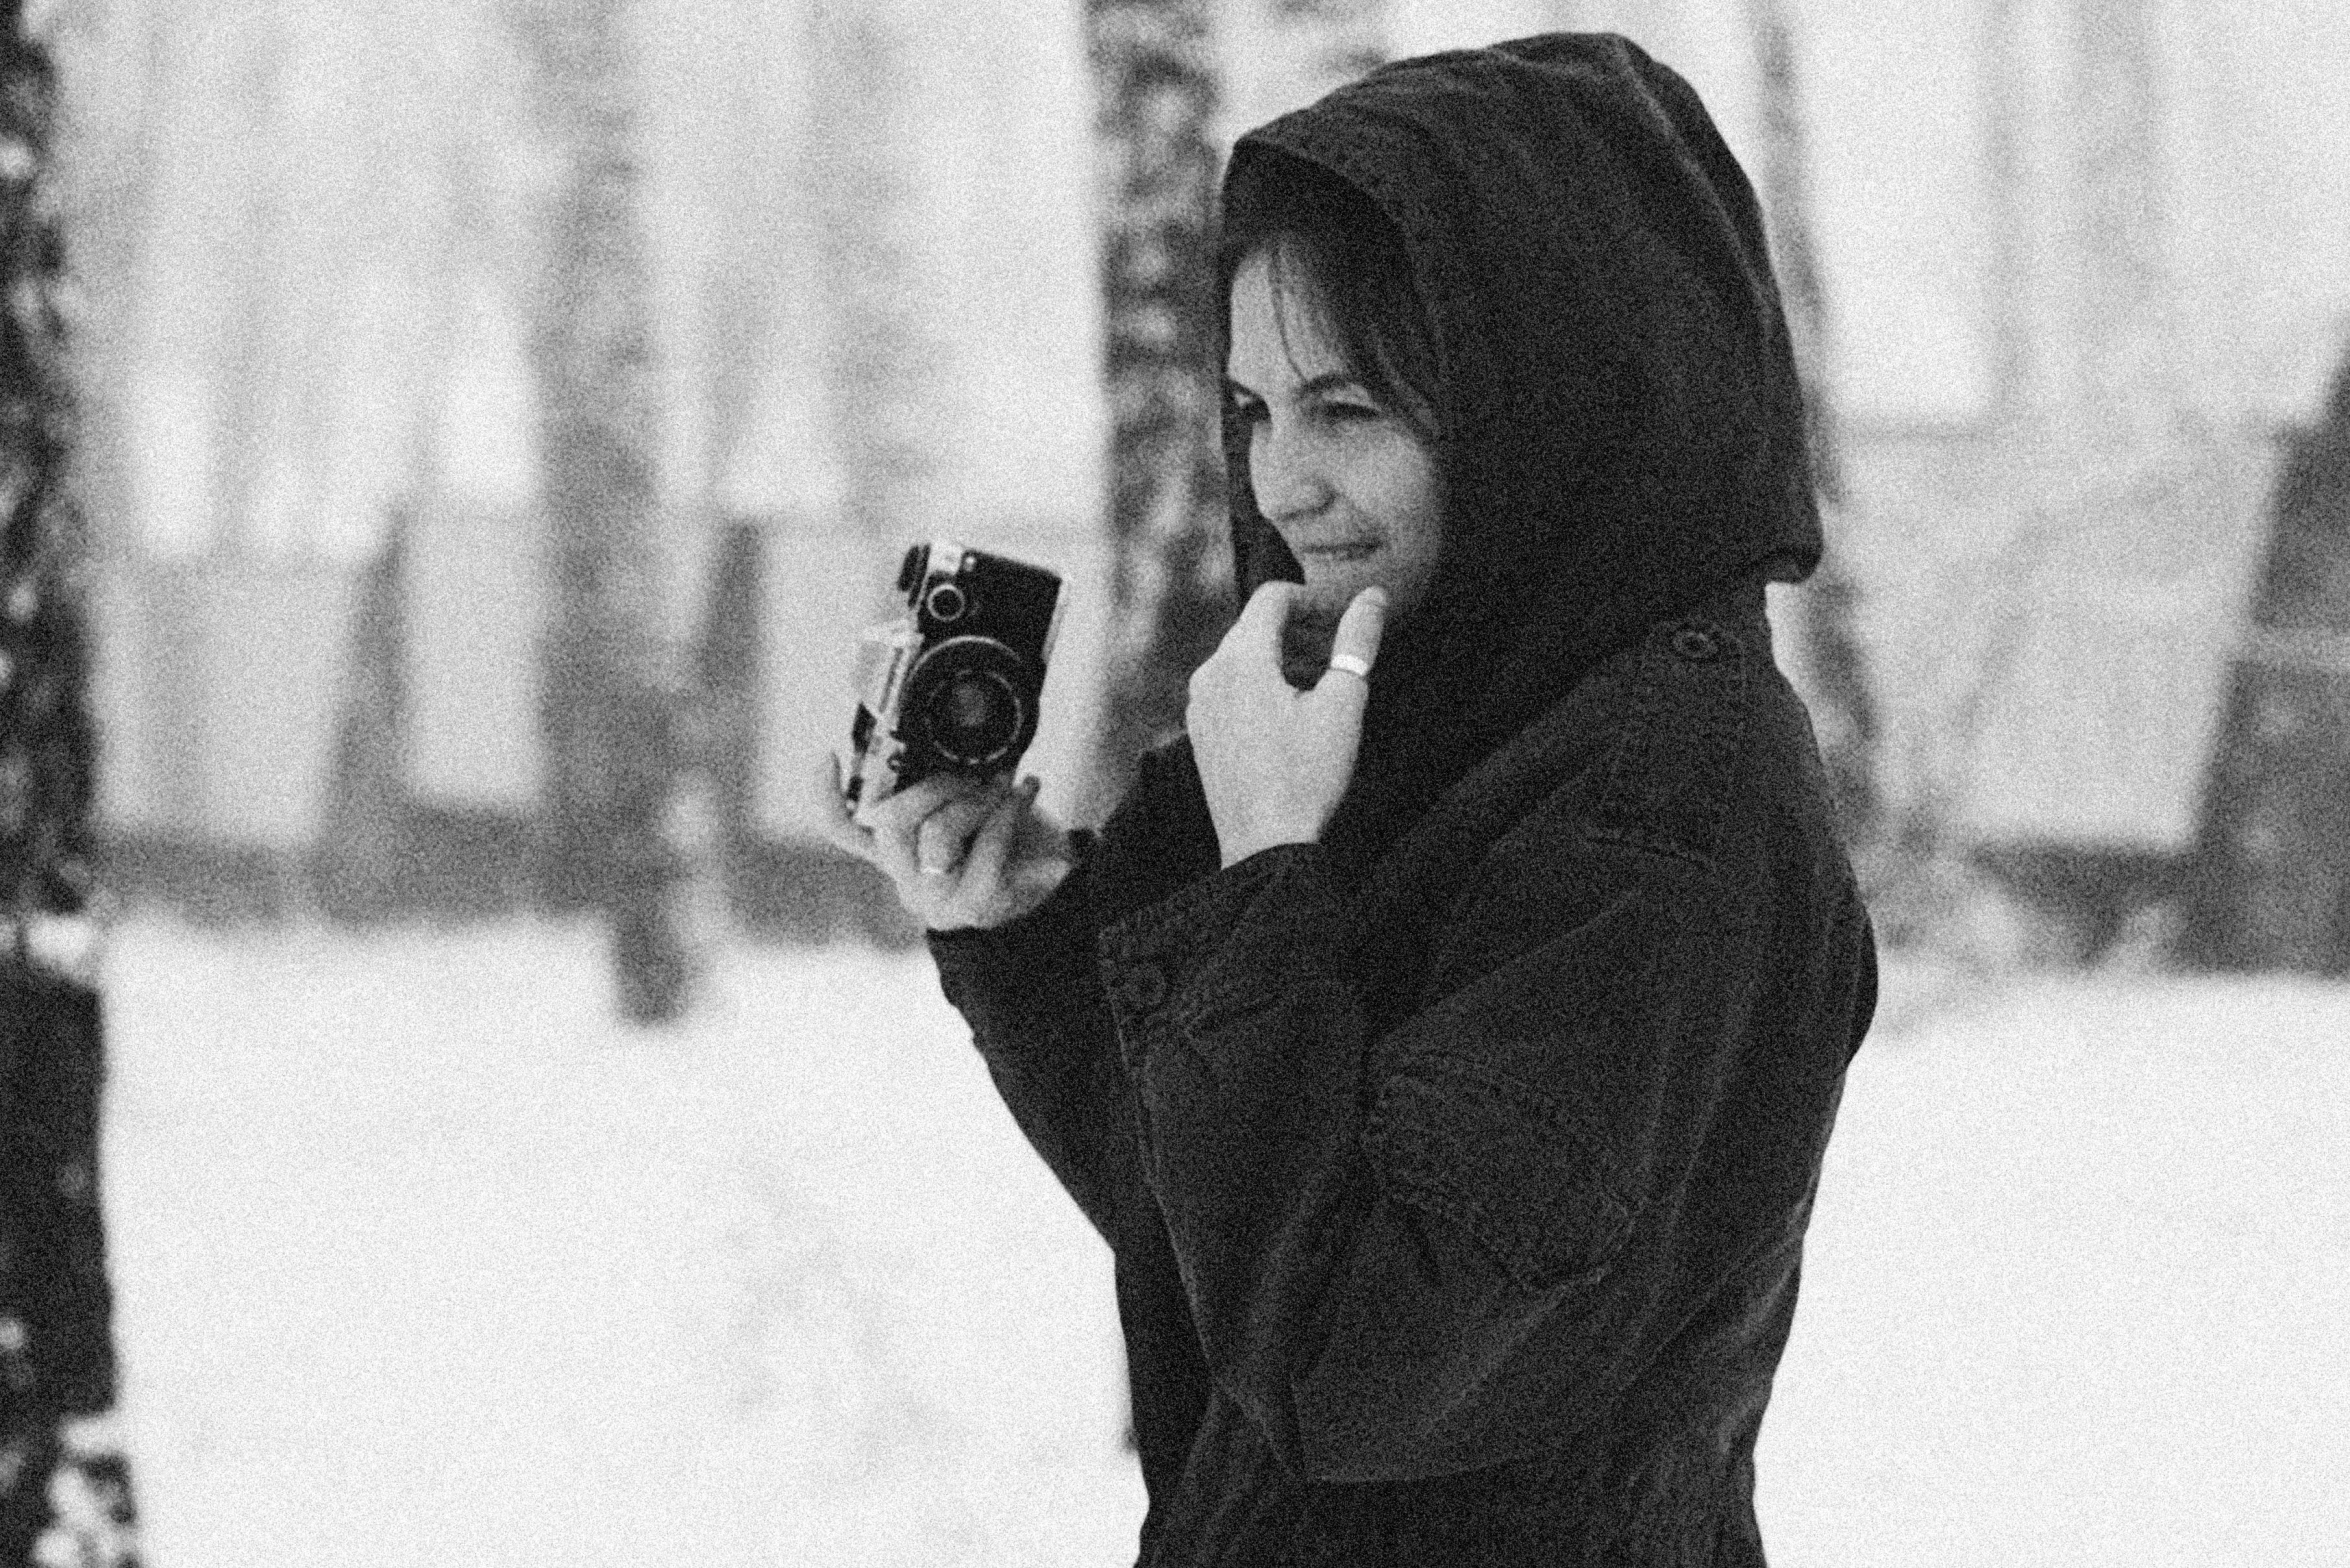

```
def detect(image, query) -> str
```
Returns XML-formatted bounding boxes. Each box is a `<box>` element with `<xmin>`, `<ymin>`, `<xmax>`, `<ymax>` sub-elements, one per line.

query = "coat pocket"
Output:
<box><xmin>1363</xmin><ymin>1055</ymin><xmax>1634</xmax><ymax>1294</ymax></box>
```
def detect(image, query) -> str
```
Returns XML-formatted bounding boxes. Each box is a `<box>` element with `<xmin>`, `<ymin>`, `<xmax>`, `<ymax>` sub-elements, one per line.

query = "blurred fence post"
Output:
<box><xmin>2181</xmin><ymin>360</ymin><xmax>2350</xmax><ymax>974</ymax></box>
<box><xmin>0</xmin><ymin>1</ymin><xmax>142</xmax><ymax>1559</ymax></box>
<box><xmin>315</xmin><ymin>512</ymin><xmax>412</xmax><ymax>923</ymax></box>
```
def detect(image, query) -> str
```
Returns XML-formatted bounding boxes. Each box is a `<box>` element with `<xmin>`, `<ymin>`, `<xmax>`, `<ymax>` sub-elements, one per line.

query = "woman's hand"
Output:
<box><xmin>1189</xmin><ymin>582</ymin><xmax>1388</xmax><ymax>869</ymax></box>
<box><xmin>817</xmin><ymin>757</ymin><xmax>1075</xmax><ymax>932</ymax></box>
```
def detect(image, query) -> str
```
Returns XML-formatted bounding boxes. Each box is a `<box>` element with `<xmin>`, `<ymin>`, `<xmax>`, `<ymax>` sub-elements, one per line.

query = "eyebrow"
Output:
<box><xmin>1222</xmin><ymin>371</ymin><xmax>1365</xmax><ymax>402</ymax></box>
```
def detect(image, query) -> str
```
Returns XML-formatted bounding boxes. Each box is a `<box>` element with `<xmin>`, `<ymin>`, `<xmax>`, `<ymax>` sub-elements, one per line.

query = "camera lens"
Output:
<box><xmin>925</xmin><ymin>582</ymin><xmax>968</xmax><ymax>622</ymax></box>
<box><xmin>946</xmin><ymin>673</ymin><xmax>998</xmax><ymax>730</ymax></box>
<box><xmin>903</xmin><ymin>638</ymin><xmax>1032</xmax><ymax>769</ymax></box>
<box><xmin>925</xmin><ymin>669</ymin><xmax>1018</xmax><ymax>759</ymax></box>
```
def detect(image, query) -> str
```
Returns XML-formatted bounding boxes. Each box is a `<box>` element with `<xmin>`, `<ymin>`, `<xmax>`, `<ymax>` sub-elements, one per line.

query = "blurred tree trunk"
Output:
<box><xmin>1264</xmin><ymin>0</ymin><xmax>1383</xmax><ymax>82</ymax></box>
<box><xmin>53</xmin><ymin>1</ymin><xmax>165</xmax><ymax>584</ymax></box>
<box><xmin>2068</xmin><ymin>0</ymin><xmax>2171</xmax><ymax>458</ymax></box>
<box><xmin>508</xmin><ymin>0</ymin><xmax>698</xmax><ymax>1023</ymax></box>
<box><xmin>212</xmin><ymin>12</ymin><xmax>287</xmax><ymax>552</ymax></box>
<box><xmin>807</xmin><ymin>0</ymin><xmax>941</xmax><ymax>549</ymax></box>
<box><xmin>2180</xmin><ymin>359</ymin><xmax>2350</xmax><ymax>974</ymax></box>
<box><xmin>1081</xmin><ymin>0</ymin><xmax>1230</xmax><ymax>816</ymax></box>
<box><xmin>0</xmin><ymin>2</ymin><xmax>141</xmax><ymax>1561</ymax></box>
<box><xmin>1746</xmin><ymin>0</ymin><xmax>1880</xmax><ymax>851</ymax></box>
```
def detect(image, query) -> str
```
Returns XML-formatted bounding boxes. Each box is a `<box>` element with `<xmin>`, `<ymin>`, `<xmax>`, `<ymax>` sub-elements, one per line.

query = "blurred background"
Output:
<box><xmin>1</xmin><ymin>0</ymin><xmax>2345</xmax><ymax>1563</ymax></box>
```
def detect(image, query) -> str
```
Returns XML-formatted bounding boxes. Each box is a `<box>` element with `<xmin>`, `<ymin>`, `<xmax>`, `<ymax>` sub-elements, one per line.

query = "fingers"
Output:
<box><xmin>815</xmin><ymin>752</ymin><xmax>873</xmax><ymax>859</ymax></box>
<box><xmin>1233</xmin><ymin>579</ymin><xmax>1304</xmax><ymax>650</ymax></box>
<box><xmin>825</xmin><ymin>758</ymin><xmax>1063</xmax><ymax>930</ymax></box>
<box><xmin>960</xmin><ymin>776</ymin><xmax>1040</xmax><ymax>896</ymax></box>
<box><xmin>1193</xmin><ymin>581</ymin><xmax>1304</xmax><ymax>712</ymax></box>
<box><xmin>1316</xmin><ymin>586</ymin><xmax>1389</xmax><ymax>697</ymax></box>
<box><xmin>862</xmin><ymin>774</ymin><xmax>983</xmax><ymax>885</ymax></box>
<box><xmin>916</xmin><ymin>790</ymin><xmax>996</xmax><ymax>875</ymax></box>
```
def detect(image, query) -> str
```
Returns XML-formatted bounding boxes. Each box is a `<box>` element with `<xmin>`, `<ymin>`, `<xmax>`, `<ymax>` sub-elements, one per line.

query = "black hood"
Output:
<box><xmin>1218</xmin><ymin>32</ymin><xmax>1822</xmax><ymax>871</ymax></box>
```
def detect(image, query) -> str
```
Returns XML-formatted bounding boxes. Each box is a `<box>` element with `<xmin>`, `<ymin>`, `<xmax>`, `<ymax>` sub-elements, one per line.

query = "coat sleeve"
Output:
<box><xmin>1098</xmin><ymin>832</ymin><xmax>1866</xmax><ymax>1484</ymax></box>
<box><xmin>927</xmin><ymin>832</ymin><xmax>1140</xmax><ymax>1249</ymax></box>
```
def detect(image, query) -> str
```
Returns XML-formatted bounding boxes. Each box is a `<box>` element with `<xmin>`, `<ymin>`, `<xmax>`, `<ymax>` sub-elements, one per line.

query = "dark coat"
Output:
<box><xmin>930</xmin><ymin>33</ymin><xmax>1876</xmax><ymax>1566</ymax></box>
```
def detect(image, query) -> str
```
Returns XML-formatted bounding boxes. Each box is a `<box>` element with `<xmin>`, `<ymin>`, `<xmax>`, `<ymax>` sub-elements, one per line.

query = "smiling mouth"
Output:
<box><xmin>1294</xmin><ymin>539</ymin><xmax>1381</xmax><ymax>562</ymax></box>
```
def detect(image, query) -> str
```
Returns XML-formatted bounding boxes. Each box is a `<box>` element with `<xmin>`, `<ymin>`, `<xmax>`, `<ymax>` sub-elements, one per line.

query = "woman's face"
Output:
<box><xmin>1225</xmin><ymin>245</ymin><xmax>1444</xmax><ymax>658</ymax></box>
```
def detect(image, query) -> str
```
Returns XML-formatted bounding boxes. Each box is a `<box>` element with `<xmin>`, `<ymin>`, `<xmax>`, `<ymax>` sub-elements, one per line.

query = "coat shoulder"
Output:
<box><xmin>1577</xmin><ymin>608</ymin><xmax>1830</xmax><ymax>874</ymax></box>
<box><xmin>1435</xmin><ymin>602</ymin><xmax>1850</xmax><ymax>949</ymax></box>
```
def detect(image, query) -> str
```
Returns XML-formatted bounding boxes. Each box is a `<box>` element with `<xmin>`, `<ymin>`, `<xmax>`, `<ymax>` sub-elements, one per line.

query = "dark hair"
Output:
<box><xmin>1217</xmin><ymin>148</ymin><xmax>1442</xmax><ymax>447</ymax></box>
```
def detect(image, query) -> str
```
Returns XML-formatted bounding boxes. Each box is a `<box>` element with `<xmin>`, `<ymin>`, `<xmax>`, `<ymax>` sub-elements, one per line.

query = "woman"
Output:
<box><xmin>823</xmin><ymin>33</ymin><xmax>1875</xmax><ymax>1566</ymax></box>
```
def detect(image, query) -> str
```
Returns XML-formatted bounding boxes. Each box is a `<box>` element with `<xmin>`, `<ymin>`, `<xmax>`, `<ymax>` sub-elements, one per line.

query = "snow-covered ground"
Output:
<box><xmin>95</xmin><ymin>916</ymin><xmax>2347</xmax><ymax>1567</ymax></box>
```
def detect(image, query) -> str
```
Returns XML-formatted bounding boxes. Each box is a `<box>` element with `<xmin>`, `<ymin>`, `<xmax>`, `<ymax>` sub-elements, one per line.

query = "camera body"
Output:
<box><xmin>842</xmin><ymin>539</ymin><xmax>1064</xmax><ymax>823</ymax></box>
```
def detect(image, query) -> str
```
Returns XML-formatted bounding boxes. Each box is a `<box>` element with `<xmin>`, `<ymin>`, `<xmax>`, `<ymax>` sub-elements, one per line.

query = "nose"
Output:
<box><xmin>1248</xmin><ymin>417</ymin><xmax>1330</xmax><ymax>525</ymax></box>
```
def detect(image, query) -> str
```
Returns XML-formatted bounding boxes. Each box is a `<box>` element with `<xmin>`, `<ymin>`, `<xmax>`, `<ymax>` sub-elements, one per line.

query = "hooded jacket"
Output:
<box><xmin>929</xmin><ymin>33</ymin><xmax>1875</xmax><ymax>1565</ymax></box>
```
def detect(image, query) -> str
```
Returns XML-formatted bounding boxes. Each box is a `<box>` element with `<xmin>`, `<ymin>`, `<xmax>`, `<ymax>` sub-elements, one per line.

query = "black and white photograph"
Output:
<box><xmin>1</xmin><ymin>0</ymin><xmax>2344</xmax><ymax>1563</ymax></box>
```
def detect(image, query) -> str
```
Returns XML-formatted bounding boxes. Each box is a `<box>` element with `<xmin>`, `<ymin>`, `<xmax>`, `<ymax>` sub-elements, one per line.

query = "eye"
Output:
<box><xmin>1311</xmin><ymin>394</ymin><xmax>1387</xmax><ymax>426</ymax></box>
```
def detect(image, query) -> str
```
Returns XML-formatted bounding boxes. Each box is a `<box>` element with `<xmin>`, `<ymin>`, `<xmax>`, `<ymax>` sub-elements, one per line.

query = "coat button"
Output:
<box><xmin>1123</xmin><ymin>964</ymin><xmax>1169</xmax><ymax>1012</ymax></box>
<box><xmin>1670</xmin><ymin>625</ymin><xmax>1721</xmax><ymax>662</ymax></box>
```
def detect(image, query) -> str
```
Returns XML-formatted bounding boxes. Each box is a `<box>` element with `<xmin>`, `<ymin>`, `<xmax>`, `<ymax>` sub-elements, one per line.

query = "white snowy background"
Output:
<box><xmin>43</xmin><ymin>0</ymin><xmax>2350</xmax><ymax>1562</ymax></box>
<box><xmin>93</xmin><ymin>917</ymin><xmax>2347</xmax><ymax>1567</ymax></box>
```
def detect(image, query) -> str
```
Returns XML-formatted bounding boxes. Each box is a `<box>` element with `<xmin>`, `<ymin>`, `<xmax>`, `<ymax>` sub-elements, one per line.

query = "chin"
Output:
<box><xmin>1297</xmin><ymin>568</ymin><xmax>1375</xmax><ymax>622</ymax></box>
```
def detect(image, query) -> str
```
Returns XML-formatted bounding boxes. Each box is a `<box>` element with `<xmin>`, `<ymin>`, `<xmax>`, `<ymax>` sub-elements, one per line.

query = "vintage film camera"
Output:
<box><xmin>841</xmin><ymin>540</ymin><xmax>1064</xmax><ymax>823</ymax></box>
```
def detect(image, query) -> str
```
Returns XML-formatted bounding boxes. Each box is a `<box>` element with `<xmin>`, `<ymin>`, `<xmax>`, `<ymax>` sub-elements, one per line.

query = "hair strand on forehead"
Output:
<box><xmin>1219</xmin><ymin>148</ymin><xmax>1441</xmax><ymax>447</ymax></box>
